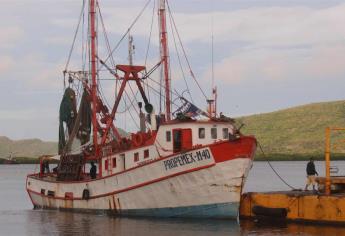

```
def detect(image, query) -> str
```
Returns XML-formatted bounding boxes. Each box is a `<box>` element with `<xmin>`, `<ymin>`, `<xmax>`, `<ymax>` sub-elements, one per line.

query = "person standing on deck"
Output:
<box><xmin>90</xmin><ymin>162</ymin><xmax>97</xmax><ymax>179</ymax></box>
<box><xmin>305</xmin><ymin>158</ymin><xmax>318</xmax><ymax>191</ymax></box>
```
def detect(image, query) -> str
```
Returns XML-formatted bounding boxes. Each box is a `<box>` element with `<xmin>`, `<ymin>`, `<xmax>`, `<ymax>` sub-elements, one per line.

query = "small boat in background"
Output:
<box><xmin>2</xmin><ymin>154</ymin><xmax>19</xmax><ymax>165</ymax></box>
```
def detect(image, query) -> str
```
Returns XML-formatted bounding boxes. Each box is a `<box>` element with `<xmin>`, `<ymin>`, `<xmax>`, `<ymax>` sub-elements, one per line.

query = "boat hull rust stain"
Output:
<box><xmin>27</xmin><ymin>156</ymin><xmax>253</xmax><ymax>218</ymax></box>
<box><xmin>240</xmin><ymin>191</ymin><xmax>345</xmax><ymax>224</ymax></box>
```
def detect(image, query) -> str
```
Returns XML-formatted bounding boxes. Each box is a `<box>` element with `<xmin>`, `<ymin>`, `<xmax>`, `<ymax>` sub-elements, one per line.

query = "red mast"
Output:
<box><xmin>89</xmin><ymin>0</ymin><xmax>99</xmax><ymax>154</ymax></box>
<box><xmin>159</xmin><ymin>0</ymin><xmax>171</xmax><ymax>121</ymax></box>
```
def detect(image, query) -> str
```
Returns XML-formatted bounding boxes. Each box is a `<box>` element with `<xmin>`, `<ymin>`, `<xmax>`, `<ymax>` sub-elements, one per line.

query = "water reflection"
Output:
<box><xmin>241</xmin><ymin>219</ymin><xmax>345</xmax><ymax>236</ymax></box>
<box><xmin>23</xmin><ymin>210</ymin><xmax>345</xmax><ymax>236</ymax></box>
<box><xmin>25</xmin><ymin>210</ymin><xmax>241</xmax><ymax>236</ymax></box>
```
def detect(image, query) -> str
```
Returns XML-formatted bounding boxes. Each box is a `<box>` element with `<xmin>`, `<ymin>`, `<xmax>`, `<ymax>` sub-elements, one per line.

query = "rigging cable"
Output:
<box><xmin>123</xmin><ymin>91</ymin><xmax>140</xmax><ymax>129</ymax></box>
<box><xmin>144</xmin><ymin>0</ymin><xmax>156</xmax><ymax>66</ymax></box>
<box><xmin>101</xmin><ymin>0</ymin><xmax>152</xmax><ymax>67</ymax></box>
<box><xmin>257</xmin><ymin>141</ymin><xmax>297</xmax><ymax>190</ymax></box>
<box><xmin>64</xmin><ymin>0</ymin><xmax>86</xmax><ymax>72</ymax></box>
<box><xmin>96</xmin><ymin>2</ymin><xmax>117</xmax><ymax>110</ymax></box>
<box><xmin>127</xmin><ymin>82</ymin><xmax>152</xmax><ymax>130</ymax></box>
<box><xmin>144</xmin><ymin>0</ymin><xmax>156</xmax><ymax>102</ymax></box>
<box><xmin>166</xmin><ymin>0</ymin><xmax>208</xmax><ymax>100</ymax></box>
<box><xmin>144</xmin><ymin>77</ymin><xmax>181</xmax><ymax>109</ymax></box>
<box><xmin>97</xmin><ymin>2</ymin><xmax>117</xmax><ymax>69</ymax></box>
<box><xmin>167</xmin><ymin>6</ymin><xmax>193</xmax><ymax>103</ymax></box>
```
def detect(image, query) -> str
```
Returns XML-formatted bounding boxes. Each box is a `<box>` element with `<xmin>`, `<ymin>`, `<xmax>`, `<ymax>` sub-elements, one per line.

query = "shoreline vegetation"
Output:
<box><xmin>255</xmin><ymin>153</ymin><xmax>345</xmax><ymax>161</ymax></box>
<box><xmin>1</xmin><ymin>153</ymin><xmax>345</xmax><ymax>165</ymax></box>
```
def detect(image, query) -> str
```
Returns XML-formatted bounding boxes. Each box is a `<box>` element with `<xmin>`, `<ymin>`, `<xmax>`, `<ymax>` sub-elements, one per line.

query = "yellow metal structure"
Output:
<box><xmin>240</xmin><ymin>191</ymin><xmax>345</xmax><ymax>223</ymax></box>
<box><xmin>240</xmin><ymin>127</ymin><xmax>345</xmax><ymax>223</ymax></box>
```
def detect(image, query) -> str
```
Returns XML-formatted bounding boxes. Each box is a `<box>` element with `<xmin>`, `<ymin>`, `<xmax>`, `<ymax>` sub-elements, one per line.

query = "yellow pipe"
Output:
<box><xmin>325</xmin><ymin>127</ymin><xmax>331</xmax><ymax>195</ymax></box>
<box><xmin>330</xmin><ymin>127</ymin><xmax>345</xmax><ymax>131</ymax></box>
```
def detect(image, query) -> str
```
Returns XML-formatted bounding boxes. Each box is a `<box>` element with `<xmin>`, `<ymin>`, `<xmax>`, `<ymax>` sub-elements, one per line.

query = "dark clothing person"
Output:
<box><xmin>44</xmin><ymin>160</ymin><xmax>50</xmax><ymax>173</ymax></box>
<box><xmin>305</xmin><ymin>159</ymin><xmax>318</xmax><ymax>191</ymax></box>
<box><xmin>90</xmin><ymin>162</ymin><xmax>97</xmax><ymax>179</ymax></box>
<box><xmin>306</xmin><ymin>161</ymin><xmax>318</xmax><ymax>176</ymax></box>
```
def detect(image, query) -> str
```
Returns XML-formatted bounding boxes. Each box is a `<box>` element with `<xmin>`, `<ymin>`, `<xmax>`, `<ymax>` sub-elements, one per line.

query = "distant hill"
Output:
<box><xmin>0</xmin><ymin>136</ymin><xmax>57</xmax><ymax>159</ymax></box>
<box><xmin>0</xmin><ymin>128</ymin><xmax>128</xmax><ymax>159</ymax></box>
<box><xmin>238</xmin><ymin>100</ymin><xmax>345</xmax><ymax>158</ymax></box>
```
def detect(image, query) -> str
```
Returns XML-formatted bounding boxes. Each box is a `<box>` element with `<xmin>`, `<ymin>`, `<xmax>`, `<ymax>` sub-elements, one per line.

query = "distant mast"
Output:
<box><xmin>158</xmin><ymin>0</ymin><xmax>171</xmax><ymax>121</ymax></box>
<box><xmin>89</xmin><ymin>0</ymin><xmax>98</xmax><ymax>153</ymax></box>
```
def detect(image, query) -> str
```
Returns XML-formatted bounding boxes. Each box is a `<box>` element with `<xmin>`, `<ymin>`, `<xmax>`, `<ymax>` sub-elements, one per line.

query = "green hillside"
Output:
<box><xmin>238</xmin><ymin>100</ymin><xmax>345</xmax><ymax>160</ymax></box>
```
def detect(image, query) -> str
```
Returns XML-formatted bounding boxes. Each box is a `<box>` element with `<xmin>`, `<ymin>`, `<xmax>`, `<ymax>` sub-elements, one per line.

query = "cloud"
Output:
<box><xmin>199</xmin><ymin>3</ymin><xmax>345</xmax><ymax>85</ymax></box>
<box><xmin>203</xmin><ymin>43</ymin><xmax>345</xmax><ymax>86</ymax></box>
<box><xmin>0</xmin><ymin>56</ymin><xmax>15</xmax><ymax>75</ymax></box>
<box><xmin>171</xmin><ymin>4</ymin><xmax>345</xmax><ymax>46</ymax></box>
<box><xmin>0</xmin><ymin>27</ymin><xmax>24</xmax><ymax>49</ymax></box>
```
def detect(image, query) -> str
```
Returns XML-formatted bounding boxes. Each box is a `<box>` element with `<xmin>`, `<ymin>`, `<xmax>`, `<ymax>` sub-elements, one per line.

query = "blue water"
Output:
<box><xmin>1</xmin><ymin>162</ymin><xmax>345</xmax><ymax>235</ymax></box>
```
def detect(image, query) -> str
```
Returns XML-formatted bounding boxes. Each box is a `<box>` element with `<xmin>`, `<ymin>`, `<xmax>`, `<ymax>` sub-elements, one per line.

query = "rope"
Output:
<box><xmin>101</xmin><ymin>0</ymin><xmax>152</xmax><ymax>67</ymax></box>
<box><xmin>257</xmin><ymin>141</ymin><xmax>297</xmax><ymax>190</ymax></box>
<box><xmin>144</xmin><ymin>0</ymin><xmax>156</xmax><ymax>66</ymax></box>
<box><xmin>97</xmin><ymin>2</ymin><xmax>116</xmax><ymax>69</ymax></box>
<box><xmin>144</xmin><ymin>78</ymin><xmax>180</xmax><ymax>109</ymax></box>
<box><xmin>64</xmin><ymin>0</ymin><xmax>86</xmax><ymax>72</ymax></box>
<box><xmin>167</xmin><ymin>8</ymin><xmax>193</xmax><ymax>103</ymax></box>
<box><xmin>124</xmin><ymin>91</ymin><xmax>140</xmax><ymax>129</ymax></box>
<box><xmin>166</xmin><ymin>0</ymin><xmax>208</xmax><ymax>100</ymax></box>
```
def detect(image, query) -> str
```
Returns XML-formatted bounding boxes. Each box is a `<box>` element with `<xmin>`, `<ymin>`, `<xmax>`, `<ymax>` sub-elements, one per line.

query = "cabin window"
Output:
<box><xmin>166</xmin><ymin>131</ymin><xmax>171</xmax><ymax>142</ymax></box>
<box><xmin>112</xmin><ymin>158</ymin><xmax>117</xmax><ymax>168</ymax></box>
<box><xmin>105</xmin><ymin>159</ymin><xmax>109</xmax><ymax>170</ymax></box>
<box><xmin>211</xmin><ymin>128</ymin><xmax>217</xmax><ymax>139</ymax></box>
<box><xmin>134</xmin><ymin>152</ymin><xmax>139</xmax><ymax>162</ymax></box>
<box><xmin>144</xmin><ymin>149</ymin><xmax>149</xmax><ymax>159</ymax></box>
<box><xmin>41</xmin><ymin>189</ymin><xmax>45</xmax><ymax>195</ymax></box>
<box><xmin>223</xmin><ymin>128</ymin><xmax>229</xmax><ymax>139</ymax></box>
<box><xmin>47</xmin><ymin>190</ymin><xmax>55</xmax><ymax>197</ymax></box>
<box><xmin>199</xmin><ymin>128</ymin><xmax>205</xmax><ymax>139</ymax></box>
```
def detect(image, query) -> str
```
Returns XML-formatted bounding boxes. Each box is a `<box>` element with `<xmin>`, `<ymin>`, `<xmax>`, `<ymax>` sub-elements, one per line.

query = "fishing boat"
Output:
<box><xmin>26</xmin><ymin>0</ymin><xmax>256</xmax><ymax>218</ymax></box>
<box><xmin>2</xmin><ymin>154</ymin><xmax>19</xmax><ymax>165</ymax></box>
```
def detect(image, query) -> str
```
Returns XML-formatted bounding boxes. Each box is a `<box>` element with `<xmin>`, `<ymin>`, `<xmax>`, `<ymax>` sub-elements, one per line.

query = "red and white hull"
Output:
<box><xmin>27</xmin><ymin>137</ymin><xmax>256</xmax><ymax>218</ymax></box>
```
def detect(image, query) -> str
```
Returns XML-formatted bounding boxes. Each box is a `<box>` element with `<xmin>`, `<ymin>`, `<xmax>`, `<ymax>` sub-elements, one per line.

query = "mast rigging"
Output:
<box><xmin>89</xmin><ymin>0</ymin><xmax>99</xmax><ymax>154</ymax></box>
<box><xmin>159</xmin><ymin>0</ymin><xmax>171</xmax><ymax>121</ymax></box>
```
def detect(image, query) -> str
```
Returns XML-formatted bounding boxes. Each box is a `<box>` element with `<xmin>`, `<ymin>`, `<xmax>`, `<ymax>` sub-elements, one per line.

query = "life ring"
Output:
<box><xmin>132</xmin><ymin>133</ymin><xmax>144</xmax><ymax>147</ymax></box>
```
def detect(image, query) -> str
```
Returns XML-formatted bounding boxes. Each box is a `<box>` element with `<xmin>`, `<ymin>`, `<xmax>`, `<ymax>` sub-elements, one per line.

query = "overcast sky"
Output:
<box><xmin>1</xmin><ymin>0</ymin><xmax>345</xmax><ymax>141</ymax></box>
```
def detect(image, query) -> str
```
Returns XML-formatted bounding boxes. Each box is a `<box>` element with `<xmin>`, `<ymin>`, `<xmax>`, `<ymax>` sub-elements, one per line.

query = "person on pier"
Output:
<box><xmin>305</xmin><ymin>158</ymin><xmax>318</xmax><ymax>191</ymax></box>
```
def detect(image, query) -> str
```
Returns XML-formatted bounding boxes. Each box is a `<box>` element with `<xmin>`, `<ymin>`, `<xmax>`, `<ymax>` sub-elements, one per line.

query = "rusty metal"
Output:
<box><xmin>57</xmin><ymin>154</ymin><xmax>84</xmax><ymax>181</ymax></box>
<box><xmin>240</xmin><ymin>191</ymin><xmax>345</xmax><ymax>224</ymax></box>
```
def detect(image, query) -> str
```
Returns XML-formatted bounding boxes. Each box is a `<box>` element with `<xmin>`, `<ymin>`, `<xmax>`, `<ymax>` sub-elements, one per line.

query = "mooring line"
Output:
<box><xmin>257</xmin><ymin>141</ymin><xmax>298</xmax><ymax>190</ymax></box>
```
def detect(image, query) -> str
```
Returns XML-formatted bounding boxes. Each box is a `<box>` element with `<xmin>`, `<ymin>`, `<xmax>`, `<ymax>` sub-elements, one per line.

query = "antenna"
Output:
<box><xmin>128</xmin><ymin>33</ymin><xmax>135</xmax><ymax>65</ymax></box>
<box><xmin>211</xmin><ymin>14</ymin><xmax>214</xmax><ymax>90</ymax></box>
<box><xmin>207</xmin><ymin>4</ymin><xmax>217</xmax><ymax>118</ymax></box>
